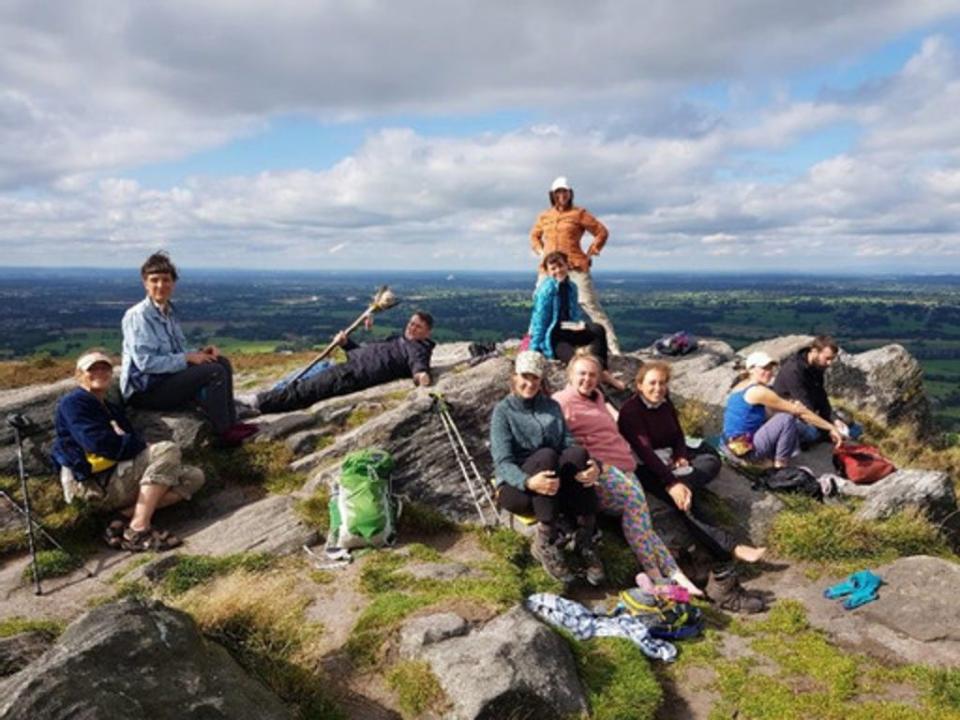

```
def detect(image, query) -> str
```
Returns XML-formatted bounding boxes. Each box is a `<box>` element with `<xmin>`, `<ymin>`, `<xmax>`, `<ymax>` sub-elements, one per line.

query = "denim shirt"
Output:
<box><xmin>120</xmin><ymin>297</ymin><xmax>189</xmax><ymax>399</ymax></box>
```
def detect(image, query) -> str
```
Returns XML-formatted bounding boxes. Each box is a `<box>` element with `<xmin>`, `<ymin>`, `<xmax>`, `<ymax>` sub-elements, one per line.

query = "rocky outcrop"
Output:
<box><xmin>182</xmin><ymin>494</ymin><xmax>318</xmax><ymax>555</ymax></box>
<box><xmin>399</xmin><ymin>606</ymin><xmax>588</xmax><ymax>720</ymax></box>
<box><xmin>845</xmin><ymin>468</ymin><xmax>957</xmax><ymax>524</ymax></box>
<box><xmin>0</xmin><ymin>631</ymin><xmax>51</xmax><ymax>677</ymax></box>
<box><xmin>826</xmin><ymin>344</ymin><xmax>934</xmax><ymax>437</ymax></box>
<box><xmin>774</xmin><ymin>555</ymin><xmax>960</xmax><ymax>668</ymax></box>
<box><xmin>0</xmin><ymin>598</ymin><xmax>293</xmax><ymax>720</ymax></box>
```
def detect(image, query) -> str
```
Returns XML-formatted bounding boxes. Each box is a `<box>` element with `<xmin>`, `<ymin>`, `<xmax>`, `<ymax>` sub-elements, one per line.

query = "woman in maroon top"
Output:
<box><xmin>617</xmin><ymin>361</ymin><xmax>765</xmax><ymax>565</ymax></box>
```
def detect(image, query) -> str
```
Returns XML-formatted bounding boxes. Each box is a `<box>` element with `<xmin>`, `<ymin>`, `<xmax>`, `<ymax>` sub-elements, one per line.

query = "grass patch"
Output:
<box><xmin>185</xmin><ymin>440</ymin><xmax>303</xmax><ymax>494</ymax></box>
<box><xmin>160</xmin><ymin>553</ymin><xmax>274</xmax><ymax>595</ymax></box>
<box><xmin>0</xmin><ymin>355</ymin><xmax>74</xmax><ymax>390</ymax></box>
<box><xmin>571</xmin><ymin>636</ymin><xmax>663</xmax><ymax>720</ymax></box>
<box><xmin>595</xmin><ymin>531</ymin><xmax>638</xmax><ymax>589</ymax></box>
<box><xmin>768</xmin><ymin>502</ymin><xmax>951</xmax><ymax>575</ymax></box>
<box><xmin>22</xmin><ymin>548</ymin><xmax>85</xmax><ymax>582</ymax></box>
<box><xmin>400</xmin><ymin>500</ymin><xmax>458</xmax><ymax>535</ymax></box>
<box><xmin>344</xmin><ymin>404</ymin><xmax>381</xmax><ymax>429</ymax></box>
<box><xmin>0</xmin><ymin>474</ymin><xmax>99</xmax><ymax>557</ymax></box>
<box><xmin>295</xmin><ymin>486</ymin><xmax>331</xmax><ymax>534</ymax></box>
<box><xmin>689</xmin><ymin>600</ymin><xmax>960</xmax><ymax>720</ymax></box>
<box><xmin>174</xmin><ymin>569</ymin><xmax>342</xmax><ymax>719</ymax></box>
<box><xmin>386</xmin><ymin>660</ymin><xmax>447</xmax><ymax>718</ymax></box>
<box><xmin>0</xmin><ymin>615</ymin><xmax>65</xmax><ymax>640</ymax></box>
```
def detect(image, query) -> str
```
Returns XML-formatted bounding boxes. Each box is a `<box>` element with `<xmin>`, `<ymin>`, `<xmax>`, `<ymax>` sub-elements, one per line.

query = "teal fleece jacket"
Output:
<box><xmin>489</xmin><ymin>393</ymin><xmax>578</xmax><ymax>489</ymax></box>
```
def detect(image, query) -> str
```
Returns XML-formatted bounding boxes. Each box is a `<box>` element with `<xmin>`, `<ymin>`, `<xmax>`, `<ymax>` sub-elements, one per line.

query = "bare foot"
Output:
<box><xmin>670</xmin><ymin>570</ymin><xmax>705</xmax><ymax>597</ymax></box>
<box><xmin>733</xmin><ymin>544</ymin><xmax>767</xmax><ymax>563</ymax></box>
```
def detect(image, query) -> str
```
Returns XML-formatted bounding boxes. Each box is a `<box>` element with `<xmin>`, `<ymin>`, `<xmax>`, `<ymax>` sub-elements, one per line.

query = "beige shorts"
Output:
<box><xmin>60</xmin><ymin>441</ymin><xmax>205</xmax><ymax>512</ymax></box>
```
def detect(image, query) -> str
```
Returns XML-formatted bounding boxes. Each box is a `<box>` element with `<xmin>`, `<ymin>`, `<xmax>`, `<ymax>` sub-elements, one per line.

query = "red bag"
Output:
<box><xmin>832</xmin><ymin>443</ymin><xmax>896</xmax><ymax>484</ymax></box>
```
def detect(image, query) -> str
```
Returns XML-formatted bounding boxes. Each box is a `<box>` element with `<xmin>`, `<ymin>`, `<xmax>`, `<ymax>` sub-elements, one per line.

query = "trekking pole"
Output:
<box><xmin>0</xmin><ymin>491</ymin><xmax>74</xmax><ymax>555</ymax></box>
<box><xmin>431</xmin><ymin>393</ymin><xmax>493</xmax><ymax>526</ymax></box>
<box><xmin>438</xmin><ymin>400</ymin><xmax>499</xmax><ymax>516</ymax></box>
<box><xmin>7</xmin><ymin>414</ymin><xmax>42</xmax><ymax>595</ymax></box>
<box><xmin>431</xmin><ymin>393</ymin><xmax>500</xmax><ymax>526</ymax></box>
<box><xmin>291</xmin><ymin>285</ymin><xmax>400</xmax><ymax>383</ymax></box>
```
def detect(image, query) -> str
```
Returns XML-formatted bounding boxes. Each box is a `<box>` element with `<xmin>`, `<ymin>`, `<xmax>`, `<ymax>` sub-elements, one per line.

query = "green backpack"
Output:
<box><xmin>325</xmin><ymin>448</ymin><xmax>398</xmax><ymax>558</ymax></box>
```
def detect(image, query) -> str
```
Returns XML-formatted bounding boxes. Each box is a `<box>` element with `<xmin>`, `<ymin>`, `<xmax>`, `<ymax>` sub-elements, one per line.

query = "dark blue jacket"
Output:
<box><xmin>51</xmin><ymin>388</ymin><xmax>146</xmax><ymax>482</ymax></box>
<box><xmin>343</xmin><ymin>334</ymin><xmax>435</xmax><ymax>385</ymax></box>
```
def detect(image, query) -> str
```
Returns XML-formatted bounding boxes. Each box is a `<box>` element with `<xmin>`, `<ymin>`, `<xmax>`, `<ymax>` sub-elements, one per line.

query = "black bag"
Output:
<box><xmin>756</xmin><ymin>466</ymin><xmax>822</xmax><ymax>500</ymax></box>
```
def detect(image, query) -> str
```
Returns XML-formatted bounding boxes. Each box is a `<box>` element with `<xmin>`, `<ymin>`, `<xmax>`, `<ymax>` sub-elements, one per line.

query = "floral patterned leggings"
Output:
<box><xmin>595</xmin><ymin>466</ymin><xmax>678</xmax><ymax>578</ymax></box>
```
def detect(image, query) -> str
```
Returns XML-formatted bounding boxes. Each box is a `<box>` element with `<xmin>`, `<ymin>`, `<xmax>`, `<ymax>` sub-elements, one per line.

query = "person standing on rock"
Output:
<box><xmin>121</xmin><ymin>251</ymin><xmax>259</xmax><ymax>447</ymax></box>
<box><xmin>771</xmin><ymin>336</ymin><xmax>848</xmax><ymax>446</ymax></box>
<box><xmin>52</xmin><ymin>349</ymin><xmax>205</xmax><ymax>551</ymax></box>
<box><xmin>529</xmin><ymin>176</ymin><xmax>620</xmax><ymax>354</ymax></box>
<box><xmin>490</xmin><ymin>350</ymin><xmax>604</xmax><ymax>585</ymax></box>
<box><xmin>251</xmin><ymin>311</ymin><xmax>435</xmax><ymax>415</ymax></box>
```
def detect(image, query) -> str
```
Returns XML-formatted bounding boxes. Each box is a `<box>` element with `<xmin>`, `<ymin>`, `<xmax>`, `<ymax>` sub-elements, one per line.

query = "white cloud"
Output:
<box><xmin>0</xmin><ymin>3</ymin><xmax>958</xmax><ymax>270</ymax></box>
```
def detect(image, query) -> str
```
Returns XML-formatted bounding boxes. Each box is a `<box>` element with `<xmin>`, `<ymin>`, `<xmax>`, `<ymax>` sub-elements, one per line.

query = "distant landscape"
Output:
<box><xmin>1</xmin><ymin>268</ymin><xmax>958</xmax><ymax>432</ymax></box>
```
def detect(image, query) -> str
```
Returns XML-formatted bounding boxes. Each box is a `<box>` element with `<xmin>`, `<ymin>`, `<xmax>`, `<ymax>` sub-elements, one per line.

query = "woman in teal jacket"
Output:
<box><xmin>528</xmin><ymin>252</ymin><xmax>622</xmax><ymax>388</ymax></box>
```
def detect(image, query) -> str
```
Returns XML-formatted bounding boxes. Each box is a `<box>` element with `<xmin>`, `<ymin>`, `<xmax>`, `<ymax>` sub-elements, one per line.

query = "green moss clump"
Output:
<box><xmin>345</xmin><ymin>591</ymin><xmax>433</xmax><ymax>667</ymax></box>
<box><xmin>22</xmin><ymin>548</ymin><xmax>85</xmax><ymax>582</ymax></box>
<box><xmin>571</xmin><ymin>636</ymin><xmax>663</xmax><ymax>720</ymax></box>
<box><xmin>400</xmin><ymin>501</ymin><xmax>457</xmax><ymax>535</ymax></box>
<box><xmin>0</xmin><ymin>616</ymin><xmax>64</xmax><ymax>640</ymax></box>
<box><xmin>295</xmin><ymin>487</ymin><xmax>331</xmax><ymax>533</ymax></box>
<box><xmin>387</xmin><ymin>660</ymin><xmax>447</xmax><ymax>718</ymax></box>
<box><xmin>595</xmin><ymin>532</ymin><xmax>638</xmax><ymax>589</ymax></box>
<box><xmin>161</xmin><ymin>553</ymin><xmax>274</xmax><ymax>595</ymax></box>
<box><xmin>185</xmin><ymin>440</ymin><xmax>303</xmax><ymax>493</ymax></box>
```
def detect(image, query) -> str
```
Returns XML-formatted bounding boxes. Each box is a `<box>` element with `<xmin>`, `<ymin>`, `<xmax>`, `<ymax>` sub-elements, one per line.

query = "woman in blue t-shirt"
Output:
<box><xmin>723</xmin><ymin>351</ymin><xmax>841</xmax><ymax>467</ymax></box>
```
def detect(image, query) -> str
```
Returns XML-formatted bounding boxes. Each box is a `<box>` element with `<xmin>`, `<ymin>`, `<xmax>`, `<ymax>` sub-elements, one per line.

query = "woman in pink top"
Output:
<box><xmin>553</xmin><ymin>350</ymin><xmax>700</xmax><ymax>594</ymax></box>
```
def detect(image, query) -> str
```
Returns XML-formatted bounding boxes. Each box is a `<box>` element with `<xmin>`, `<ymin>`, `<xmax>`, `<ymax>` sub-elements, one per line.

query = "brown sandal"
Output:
<box><xmin>103</xmin><ymin>519</ymin><xmax>126</xmax><ymax>550</ymax></box>
<box><xmin>121</xmin><ymin>526</ymin><xmax>182</xmax><ymax>553</ymax></box>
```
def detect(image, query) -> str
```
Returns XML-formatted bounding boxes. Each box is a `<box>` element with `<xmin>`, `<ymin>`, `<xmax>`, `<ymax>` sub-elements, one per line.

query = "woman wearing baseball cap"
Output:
<box><xmin>51</xmin><ymin>348</ymin><xmax>205</xmax><ymax>551</ymax></box>
<box><xmin>723</xmin><ymin>351</ymin><xmax>842</xmax><ymax>468</ymax></box>
<box><xmin>489</xmin><ymin>350</ymin><xmax>603</xmax><ymax>585</ymax></box>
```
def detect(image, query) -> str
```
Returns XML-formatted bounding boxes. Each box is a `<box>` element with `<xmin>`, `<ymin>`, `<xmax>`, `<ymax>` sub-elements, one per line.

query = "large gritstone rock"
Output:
<box><xmin>400</xmin><ymin>606</ymin><xmax>588</xmax><ymax>720</ymax></box>
<box><xmin>826</xmin><ymin>344</ymin><xmax>934</xmax><ymax>438</ymax></box>
<box><xmin>0</xmin><ymin>598</ymin><xmax>294</xmax><ymax>720</ymax></box>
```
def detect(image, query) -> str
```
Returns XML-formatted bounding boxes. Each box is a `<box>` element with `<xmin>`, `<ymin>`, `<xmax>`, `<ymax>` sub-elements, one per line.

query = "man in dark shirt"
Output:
<box><xmin>254</xmin><ymin>312</ymin><xmax>435</xmax><ymax>414</ymax></box>
<box><xmin>772</xmin><ymin>335</ymin><xmax>846</xmax><ymax>444</ymax></box>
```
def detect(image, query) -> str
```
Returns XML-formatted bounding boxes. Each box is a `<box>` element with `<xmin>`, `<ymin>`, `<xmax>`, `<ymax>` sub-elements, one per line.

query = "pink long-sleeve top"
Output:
<box><xmin>552</xmin><ymin>386</ymin><xmax>636</xmax><ymax>472</ymax></box>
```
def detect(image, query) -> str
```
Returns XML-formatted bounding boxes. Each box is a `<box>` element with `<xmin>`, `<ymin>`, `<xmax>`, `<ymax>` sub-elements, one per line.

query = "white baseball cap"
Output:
<box><xmin>76</xmin><ymin>351</ymin><xmax>113</xmax><ymax>372</ymax></box>
<box><xmin>745</xmin><ymin>351</ymin><xmax>777</xmax><ymax>370</ymax></box>
<box><xmin>550</xmin><ymin>176</ymin><xmax>572</xmax><ymax>192</ymax></box>
<box><xmin>515</xmin><ymin>350</ymin><xmax>546</xmax><ymax>377</ymax></box>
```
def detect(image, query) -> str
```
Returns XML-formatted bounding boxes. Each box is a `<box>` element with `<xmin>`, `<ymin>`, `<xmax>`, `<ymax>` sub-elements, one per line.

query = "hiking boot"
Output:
<box><xmin>705</xmin><ymin>568</ymin><xmax>767</xmax><ymax>614</ymax></box>
<box><xmin>531</xmin><ymin>530</ymin><xmax>574</xmax><ymax>584</ymax></box>
<box><xmin>575</xmin><ymin>528</ymin><xmax>606</xmax><ymax>587</ymax></box>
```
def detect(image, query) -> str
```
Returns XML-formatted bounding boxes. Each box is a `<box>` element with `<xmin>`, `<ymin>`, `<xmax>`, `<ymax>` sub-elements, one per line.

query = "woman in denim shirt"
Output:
<box><xmin>121</xmin><ymin>252</ymin><xmax>258</xmax><ymax>446</ymax></box>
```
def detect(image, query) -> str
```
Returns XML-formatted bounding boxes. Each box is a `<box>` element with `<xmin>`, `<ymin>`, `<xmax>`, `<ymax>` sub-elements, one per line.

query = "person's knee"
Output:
<box><xmin>524</xmin><ymin>447</ymin><xmax>559</xmax><ymax>474</ymax></box>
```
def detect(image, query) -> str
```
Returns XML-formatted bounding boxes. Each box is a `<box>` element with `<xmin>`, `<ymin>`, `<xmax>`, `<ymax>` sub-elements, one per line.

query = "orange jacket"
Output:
<box><xmin>529</xmin><ymin>206</ymin><xmax>608</xmax><ymax>272</ymax></box>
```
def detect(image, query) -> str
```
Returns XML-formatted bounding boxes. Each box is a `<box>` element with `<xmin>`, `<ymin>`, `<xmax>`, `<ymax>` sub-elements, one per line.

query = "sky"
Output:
<box><xmin>2</xmin><ymin>1</ymin><xmax>960</xmax><ymax>273</ymax></box>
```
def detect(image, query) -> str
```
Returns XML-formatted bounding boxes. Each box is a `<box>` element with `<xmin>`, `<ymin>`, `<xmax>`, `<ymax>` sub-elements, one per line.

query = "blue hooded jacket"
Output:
<box><xmin>528</xmin><ymin>277</ymin><xmax>583</xmax><ymax>359</ymax></box>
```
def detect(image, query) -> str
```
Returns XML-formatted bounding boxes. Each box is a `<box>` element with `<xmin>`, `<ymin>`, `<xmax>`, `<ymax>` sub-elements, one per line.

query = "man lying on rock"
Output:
<box><xmin>771</xmin><ymin>335</ymin><xmax>850</xmax><ymax>446</ymax></box>
<box><xmin>250</xmin><ymin>311</ymin><xmax>436</xmax><ymax>415</ymax></box>
<box><xmin>51</xmin><ymin>350</ymin><xmax>205</xmax><ymax>552</ymax></box>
